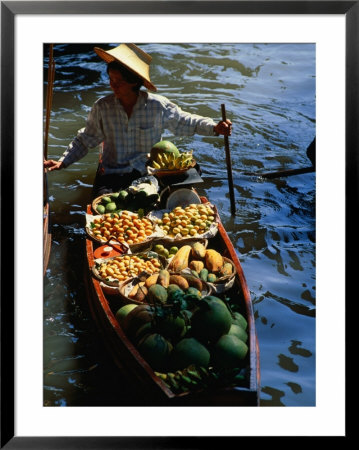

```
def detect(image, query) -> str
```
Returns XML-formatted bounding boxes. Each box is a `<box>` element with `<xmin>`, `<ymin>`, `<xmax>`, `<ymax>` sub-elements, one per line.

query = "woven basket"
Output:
<box><xmin>199</xmin><ymin>257</ymin><xmax>237</xmax><ymax>294</ymax></box>
<box><xmin>118</xmin><ymin>271</ymin><xmax>212</xmax><ymax>306</ymax></box>
<box><xmin>91</xmin><ymin>251</ymin><xmax>167</xmax><ymax>289</ymax></box>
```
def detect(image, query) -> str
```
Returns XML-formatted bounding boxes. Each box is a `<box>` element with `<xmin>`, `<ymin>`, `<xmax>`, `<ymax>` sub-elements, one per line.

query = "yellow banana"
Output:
<box><xmin>152</xmin><ymin>161</ymin><xmax>161</xmax><ymax>169</ymax></box>
<box><xmin>157</xmin><ymin>153</ymin><xmax>164</xmax><ymax>166</ymax></box>
<box><xmin>162</xmin><ymin>153</ymin><xmax>169</xmax><ymax>167</ymax></box>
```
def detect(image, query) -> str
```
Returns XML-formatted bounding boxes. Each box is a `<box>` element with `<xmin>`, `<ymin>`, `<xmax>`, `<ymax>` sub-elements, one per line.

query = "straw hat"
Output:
<box><xmin>94</xmin><ymin>43</ymin><xmax>157</xmax><ymax>92</ymax></box>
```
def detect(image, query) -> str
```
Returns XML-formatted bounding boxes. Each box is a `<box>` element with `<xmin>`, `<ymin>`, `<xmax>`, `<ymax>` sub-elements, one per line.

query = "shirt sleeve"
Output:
<box><xmin>59</xmin><ymin>102</ymin><xmax>105</xmax><ymax>168</ymax></box>
<box><xmin>162</xmin><ymin>99</ymin><xmax>217</xmax><ymax>137</ymax></box>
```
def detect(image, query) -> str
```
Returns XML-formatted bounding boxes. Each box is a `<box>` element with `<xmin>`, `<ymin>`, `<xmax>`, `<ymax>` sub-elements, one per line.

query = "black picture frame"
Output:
<box><xmin>1</xmin><ymin>1</ymin><xmax>354</xmax><ymax>447</ymax></box>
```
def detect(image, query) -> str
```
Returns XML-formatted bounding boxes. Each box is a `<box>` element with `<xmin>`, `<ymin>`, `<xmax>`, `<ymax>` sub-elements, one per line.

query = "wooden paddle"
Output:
<box><xmin>221</xmin><ymin>104</ymin><xmax>236</xmax><ymax>215</ymax></box>
<box><xmin>44</xmin><ymin>44</ymin><xmax>55</xmax><ymax>160</ymax></box>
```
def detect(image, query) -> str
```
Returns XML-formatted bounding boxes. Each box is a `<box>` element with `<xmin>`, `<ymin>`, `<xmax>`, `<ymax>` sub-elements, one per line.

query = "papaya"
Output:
<box><xmin>207</xmin><ymin>273</ymin><xmax>217</xmax><ymax>283</ymax></box>
<box><xmin>169</xmin><ymin>274</ymin><xmax>189</xmax><ymax>291</ymax></box>
<box><xmin>145</xmin><ymin>273</ymin><xmax>159</xmax><ymax>288</ymax></box>
<box><xmin>128</xmin><ymin>281</ymin><xmax>145</xmax><ymax>299</ymax></box>
<box><xmin>167</xmin><ymin>284</ymin><xmax>184</xmax><ymax>302</ymax></box>
<box><xmin>133</xmin><ymin>285</ymin><xmax>148</xmax><ymax>303</ymax></box>
<box><xmin>185</xmin><ymin>275</ymin><xmax>203</xmax><ymax>292</ymax></box>
<box><xmin>157</xmin><ymin>269</ymin><xmax>170</xmax><ymax>288</ymax></box>
<box><xmin>191</xmin><ymin>242</ymin><xmax>206</xmax><ymax>259</ymax></box>
<box><xmin>167</xmin><ymin>245</ymin><xmax>192</xmax><ymax>272</ymax></box>
<box><xmin>189</xmin><ymin>260</ymin><xmax>204</xmax><ymax>273</ymax></box>
<box><xmin>205</xmin><ymin>249</ymin><xmax>224</xmax><ymax>273</ymax></box>
<box><xmin>148</xmin><ymin>284</ymin><xmax>168</xmax><ymax>305</ymax></box>
<box><xmin>220</xmin><ymin>262</ymin><xmax>233</xmax><ymax>277</ymax></box>
<box><xmin>186</xmin><ymin>287</ymin><xmax>201</xmax><ymax>298</ymax></box>
<box><xmin>199</xmin><ymin>268</ymin><xmax>209</xmax><ymax>282</ymax></box>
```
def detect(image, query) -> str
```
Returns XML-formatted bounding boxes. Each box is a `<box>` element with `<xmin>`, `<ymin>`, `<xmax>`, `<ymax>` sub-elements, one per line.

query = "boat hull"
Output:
<box><xmin>85</xmin><ymin>202</ymin><xmax>260</xmax><ymax>406</ymax></box>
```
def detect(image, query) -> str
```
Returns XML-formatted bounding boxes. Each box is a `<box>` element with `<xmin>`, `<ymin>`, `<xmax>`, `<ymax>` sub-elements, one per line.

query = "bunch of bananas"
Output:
<box><xmin>155</xmin><ymin>364</ymin><xmax>219</xmax><ymax>394</ymax></box>
<box><xmin>152</xmin><ymin>151</ymin><xmax>194</xmax><ymax>171</ymax></box>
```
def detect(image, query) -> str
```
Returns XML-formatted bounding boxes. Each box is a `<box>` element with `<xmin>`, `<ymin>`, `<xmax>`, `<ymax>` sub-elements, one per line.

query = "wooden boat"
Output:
<box><xmin>84</xmin><ymin>196</ymin><xmax>260</xmax><ymax>406</ymax></box>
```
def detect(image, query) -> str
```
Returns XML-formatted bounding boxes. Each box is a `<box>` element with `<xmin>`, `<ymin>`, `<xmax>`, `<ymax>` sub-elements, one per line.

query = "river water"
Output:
<box><xmin>43</xmin><ymin>43</ymin><xmax>316</xmax><ymax>407</ymax></box>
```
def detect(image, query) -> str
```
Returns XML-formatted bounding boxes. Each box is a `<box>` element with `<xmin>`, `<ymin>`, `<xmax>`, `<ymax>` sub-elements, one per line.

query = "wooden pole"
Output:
<box><xmin>44</xmin><ymin>44</ymin><xmax>55</xmax><ymax>160</ymax></box>
<box><xmin>221</xmin><ymin>104</ymin><xmax>236</xmax><ymax>215</ymax></box>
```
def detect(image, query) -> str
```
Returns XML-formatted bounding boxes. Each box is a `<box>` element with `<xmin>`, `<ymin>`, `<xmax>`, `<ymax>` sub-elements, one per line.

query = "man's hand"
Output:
<box><xmin>214</xmin><ymin>119</ymin><xmax>232</xmax><ymax>136</ymax></box>
<box><xmin>44</xmin><ymin>160</ymin><xmax>63</xmax><ymax>171</ymax></box>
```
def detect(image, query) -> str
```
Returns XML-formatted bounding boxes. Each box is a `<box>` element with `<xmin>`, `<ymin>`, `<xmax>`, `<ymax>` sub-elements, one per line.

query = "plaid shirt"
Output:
<box><xmin>59</xmin><ymin>91</ymin><xmax>217</xmax><ymax>175</ymax></box>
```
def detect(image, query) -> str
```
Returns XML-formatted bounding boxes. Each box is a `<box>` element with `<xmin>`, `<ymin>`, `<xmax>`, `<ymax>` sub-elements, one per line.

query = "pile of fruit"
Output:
<box><xmin>151</xmin><ymin>151</ymin><xmax>194</xmax><ymax>171</ymax></box>
<box><xmin>115</xmin><ymin>293</ymin><xmax>249</xmax><ymax>393</ymax></box>
<box><xmin>148</xmin><ymin>140</ymin><xmax>195</xmax><ymax>172</ymax></box>
<box><xmin>167</xmin><ymin>242</ymin><xmax>233</xmax><ymax>283</ymax></box>
<box><xmin>122</xmin><ymin>268</ymin><xmax>208</xmax><ymax>304</ymax></box>
<box><xmin>156</xmin><ymin>203</ymin><xmax>216</xmax><ymax>238</ymax></box>
<box><xmin>94</xmin><ymin>182</ymin><xmax>159</xmax><ymax>215</ymax></box>
<box><xmin>88</xmin><ymin>211</ymin><xmax>156</xmax><ymax>245</ymax></box>
<box><xmin>94</xmin><ymin>253</ymin><xmax>163</xmax><ymax>285</ymax></box>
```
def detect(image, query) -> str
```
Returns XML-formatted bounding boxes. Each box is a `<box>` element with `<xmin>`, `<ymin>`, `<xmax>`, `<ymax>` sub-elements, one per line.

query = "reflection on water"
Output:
<box><xmin>44</xmin><ymin>43</ymin><xmax>315</xmax><ymax>407</ymax></box>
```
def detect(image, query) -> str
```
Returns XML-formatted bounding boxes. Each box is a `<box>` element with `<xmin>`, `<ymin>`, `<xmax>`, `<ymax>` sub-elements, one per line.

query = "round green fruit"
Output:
<box><xmin>228</xmin><ymin>323</ymin><xmax>248</xmax><ymax>343</ymax></box>
<box><xmin>137</xmin><ymin>333</ymin><xmax>173</xmax><ymax>372</ymax></box>
<box><xmin>171</xmin><ymin>337</ymin><xmax>210</xmax><ymax>371</ymax></box>
<box><xmin>150</xmin><ymin>140</ymin><xmax>180</xmax><ymax>161</ymax></box>
<box><xmin>191</xmin><ymin>296</ymin><xmax>232</xmax><ymax>344</ymax></box>
<box><xmin>157</xmin><ymin>314</ymin><xmax>186</xmax><ymax>340</ymax></box>
<box><xmin>154</xmin><ymin>244</ymin><xmax>165</xmax><ymax>254</ymax></box>
<box><xmin>96</xmin><ymin>204</ymin><xmax>105</xmax><ymax>214</ymax></box>
<box><xmin>101</xmin><ymin>196</ymin><xmax>112</xmax><ymax>204</ymax></box>
<box><xmin>115</xmin><ymin>304</ymin><xmax>138</xmax><ymax>328</ymax></box>
<box><xmin>105</xmin><ymin>202</ymin><xmax>117</xmax><ymax>212</ymax></box>
<box><xmin>211</xmin><ymin>334</ymin><xmax>248</xmax><ymax>369</ymax></box>
<box><xmin>232</xmin><ymin>312</ymin><xmax>248</xmax><ymax>330</ymax></box>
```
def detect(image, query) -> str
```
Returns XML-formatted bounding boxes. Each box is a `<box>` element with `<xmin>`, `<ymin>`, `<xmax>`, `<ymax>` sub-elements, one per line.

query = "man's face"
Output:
<box><xmin>109</xmin><ymin>69</ymin><xmax>137</xmax><ymax>98</ymax></box>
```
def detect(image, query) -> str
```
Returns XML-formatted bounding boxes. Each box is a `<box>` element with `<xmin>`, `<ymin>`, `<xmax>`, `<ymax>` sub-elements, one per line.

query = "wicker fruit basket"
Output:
<box><xmin>118</xmin><ymin>272</ymin><xmax>212</xmax><ymax>306</ymax></box>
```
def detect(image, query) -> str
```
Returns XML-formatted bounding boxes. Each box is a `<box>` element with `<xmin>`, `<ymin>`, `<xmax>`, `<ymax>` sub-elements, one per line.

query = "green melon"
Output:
<box><xmin>191</xmin><ymin>296</ymin><xmax>232</xmax><ymax>344</ymax></box>
<box><xmin>171</xmin><ymin>337</ymin><xmax>210</xmax><ymax>371</ymax></box>
<box><xmin>211</xmin><ymin>334</ymin><xmax>248</xmax><ymax>369</ymax></box>
<box><xmin>96</xmin><ymin>204</ymin><xmax>106</xmax><ymax>214</ymax></box>
<box><xmin>137</xmin><ymin>333</ymin><xmax>173</xmax><ymax>372</ymax></box>
<box><xmin>232</xmin><ymin>312</ymin><xmax>248</xmax><ymax>330</ymax></box>
<box><xmin>228</xmin><ymin>323</ymin><xmax>248</xmax><ymax>343</ymax></box>
<box><xmin>157</xmin><ymin>313</ymin><xmax>186</xmax><ymax>340</ymax></box>
<box><xmin>105</xmin><ymin>202</ymin><xmax>117</xmax><ymax>212</ymax></box>
<box><xmin>115</xmin><ymin>304</ymin><xmax>138</xmax><ymax>328</ymax></box>
<box><xmin>148</xmin><ymin>284</ymin><xmax>168</xmax><ymax>305</ymax></box>
<box><xmin>150</xmin><ymin>140</ymin><xmax>180</xmax><ymax>162</ymax></box>
<box><xmin>167</xmin><ymin>284</ymin><xmax>184</xmax><ymax>297</ymax></box>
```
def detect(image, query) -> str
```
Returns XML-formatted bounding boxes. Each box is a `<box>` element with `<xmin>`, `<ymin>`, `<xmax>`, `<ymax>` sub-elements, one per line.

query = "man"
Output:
<box><xmin>44</xmin><ymin>43</ymin><xmax>232</xmax><ymax>198</ymax></box>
